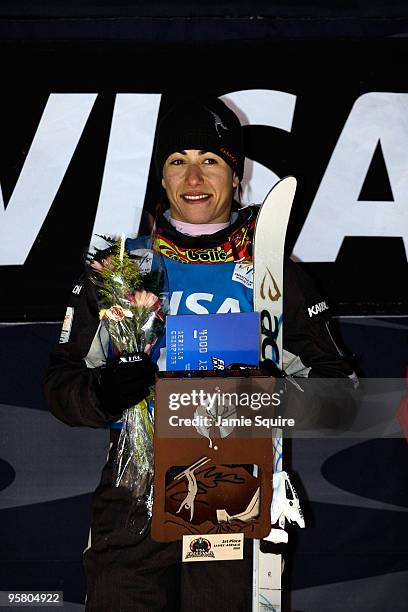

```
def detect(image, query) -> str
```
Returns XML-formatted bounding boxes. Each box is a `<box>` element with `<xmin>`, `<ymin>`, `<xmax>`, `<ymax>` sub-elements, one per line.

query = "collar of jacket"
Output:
<box><xmin>155</xmin><ymin>203</ymin><xmax>258</xmax><ymax>249</ymax></box>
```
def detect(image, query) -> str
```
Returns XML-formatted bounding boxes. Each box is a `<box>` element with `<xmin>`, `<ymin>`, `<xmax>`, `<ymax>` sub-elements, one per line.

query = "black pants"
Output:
<box><xmin>84</xmin><ymin>434</ymin><xmax>253</xmax><ymax>612</ymax></box>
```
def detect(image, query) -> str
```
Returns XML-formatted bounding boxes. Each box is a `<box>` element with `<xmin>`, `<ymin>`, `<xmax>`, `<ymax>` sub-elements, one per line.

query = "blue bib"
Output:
<box><xmin>164</xmin><ymin>257</ymin><xmax>253</xmax><ymax>316</ymax></box>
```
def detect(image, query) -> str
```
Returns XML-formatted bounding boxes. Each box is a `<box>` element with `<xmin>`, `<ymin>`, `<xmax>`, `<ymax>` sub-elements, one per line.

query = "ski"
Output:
<box><xmin>252</xmin><ymin>176</ymin><xmax>297</xmax><ymax>611</ymax></box>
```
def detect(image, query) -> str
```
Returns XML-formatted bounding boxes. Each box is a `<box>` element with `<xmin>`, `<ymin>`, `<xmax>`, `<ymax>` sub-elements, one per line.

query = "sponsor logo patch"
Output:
<box><xmin>59</xmin><ymin>306</ymin><xmax>74</xmax><ymax>344</ymax></box>
<box><xmin>72</xmin><ymin>284</ymin><xmax>82</xmax><ymax>295</ymax></box>
<box><xmin>232</xmin><ymin>263</ymin><xmax>253</xmax><ymax>288</ymax></box>
<box><xmin>130</xmin><ymin>249</ymin><xmax>154</xmax><ymax>274</ymax></box>
<box><xmin>211</xmin><ymin>356</ymin><xmax>225</xmax><ymax>370</ymax></box>
<box><xmin>307</xmin><ymin>300</ymin><xmax>329</xmax><ymax>318</ymax></box>
<box><xmin>119</xmin><ymin>354</ymin><xmax>143</xmax><ymax>364</ymax></box>
<box><xmin>185</xmin><ymin>248</ymin><xmax>229</xmax><ymax>263</ymax></box>
<box><xmin>260</xmin><ymin>268</ymin><xmax>281</xmax><ymax>302</ymax></box>
<box><xmin>155</xmin><ymin>237</ymin><xmax>232</xmax><ymax>263</ymax></box>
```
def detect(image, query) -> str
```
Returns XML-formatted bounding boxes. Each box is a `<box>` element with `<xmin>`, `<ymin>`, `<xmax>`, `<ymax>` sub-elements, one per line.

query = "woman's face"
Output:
<box><xmin>161</xmin><ymin>149</ymin><xmax>239</xmax><ymax>224</ymax></box>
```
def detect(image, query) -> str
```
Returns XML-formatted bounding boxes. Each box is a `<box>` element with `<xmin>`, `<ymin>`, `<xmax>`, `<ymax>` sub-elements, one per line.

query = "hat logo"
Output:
<box><xmin>220</xmin><ymin>147</ymin><xmax>238</xmax><ymax>165</ymax></box>
<box><xmin>207</xmin><ymin>109</ymin><xmax>228</xmax><ymax>138</ymax></box>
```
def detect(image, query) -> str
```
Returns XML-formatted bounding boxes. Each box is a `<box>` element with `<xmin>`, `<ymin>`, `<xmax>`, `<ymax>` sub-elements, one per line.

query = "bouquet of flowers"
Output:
<box><xmin>88</xmin><ymin>234</ymin><xmax>168</xmax><ymax>517</ymax></box>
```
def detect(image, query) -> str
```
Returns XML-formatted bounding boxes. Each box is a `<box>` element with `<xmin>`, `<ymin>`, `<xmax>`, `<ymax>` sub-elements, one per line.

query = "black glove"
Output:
<box><xmin>227</xmin><ymin>360</ymin><xmax>284</xmax><ymax>378</ymax></box>
<box><xmin>96</xmin><ymin>352</ymin><xmax>158</xmax><ymax>419</ymax></box>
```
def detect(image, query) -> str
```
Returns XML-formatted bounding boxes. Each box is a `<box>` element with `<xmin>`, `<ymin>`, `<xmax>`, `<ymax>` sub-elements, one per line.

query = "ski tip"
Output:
<box><xmin>275</xmin><ymin>175</ymin><xmax>297</xmax><ymax>190</ymax></box>
<box><xmin>261</xmin><ymin>175</ymin><xmax>297</xmax><ymax>206</ymax></box>
<box><xmin>282</xmin><ymin>175</ymin><xmax>297</xmax><ymax>188</ymax></box>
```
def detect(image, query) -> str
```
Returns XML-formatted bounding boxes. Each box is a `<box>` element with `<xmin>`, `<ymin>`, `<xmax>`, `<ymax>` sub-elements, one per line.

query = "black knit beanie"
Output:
<box><xmin>154</xmin><ymin>97</ymin><xmax>245</xmax><ymax>181</ymax></box>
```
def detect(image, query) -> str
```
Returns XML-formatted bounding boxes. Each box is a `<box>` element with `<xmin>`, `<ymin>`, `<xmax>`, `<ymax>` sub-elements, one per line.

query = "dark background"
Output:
<box><xmin>2</xmin><ymin>38</ymin><xmax>408</xmax><ymax>320</ymax></box>
<box><xmin>1</xmin><ymin>1</ymin><xmax>408</xmax><ymax>320</ymax></box>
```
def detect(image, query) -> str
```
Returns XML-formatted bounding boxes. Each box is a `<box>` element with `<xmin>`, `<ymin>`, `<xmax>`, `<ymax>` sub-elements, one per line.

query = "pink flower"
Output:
<box><xmin>127</xmin><ymin>290</ymin><xmax>161</xmax><ymax>310</ymax></box>
<box><xmin>99</xmin><ymin>306</ymin><xmax>133</xmax><ymax>322</ymax></box>
<box><xmin>90</xmin><ymin>256</ymin><xmax>115</xmax><ymax>272</ymax></box>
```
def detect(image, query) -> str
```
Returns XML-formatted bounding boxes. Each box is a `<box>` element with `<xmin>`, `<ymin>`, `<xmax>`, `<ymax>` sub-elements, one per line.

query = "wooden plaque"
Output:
<box><xmin>151</xmin><ymin>372</ymin><xmax>277</xmax><ymax>542</ymax></box>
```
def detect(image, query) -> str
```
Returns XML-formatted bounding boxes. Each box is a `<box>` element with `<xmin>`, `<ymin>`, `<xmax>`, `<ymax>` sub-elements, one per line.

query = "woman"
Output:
<box><xmin>45</xmin><ymin>97</ymin><xmax>355</xmax><ymax>611</ymax></box>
